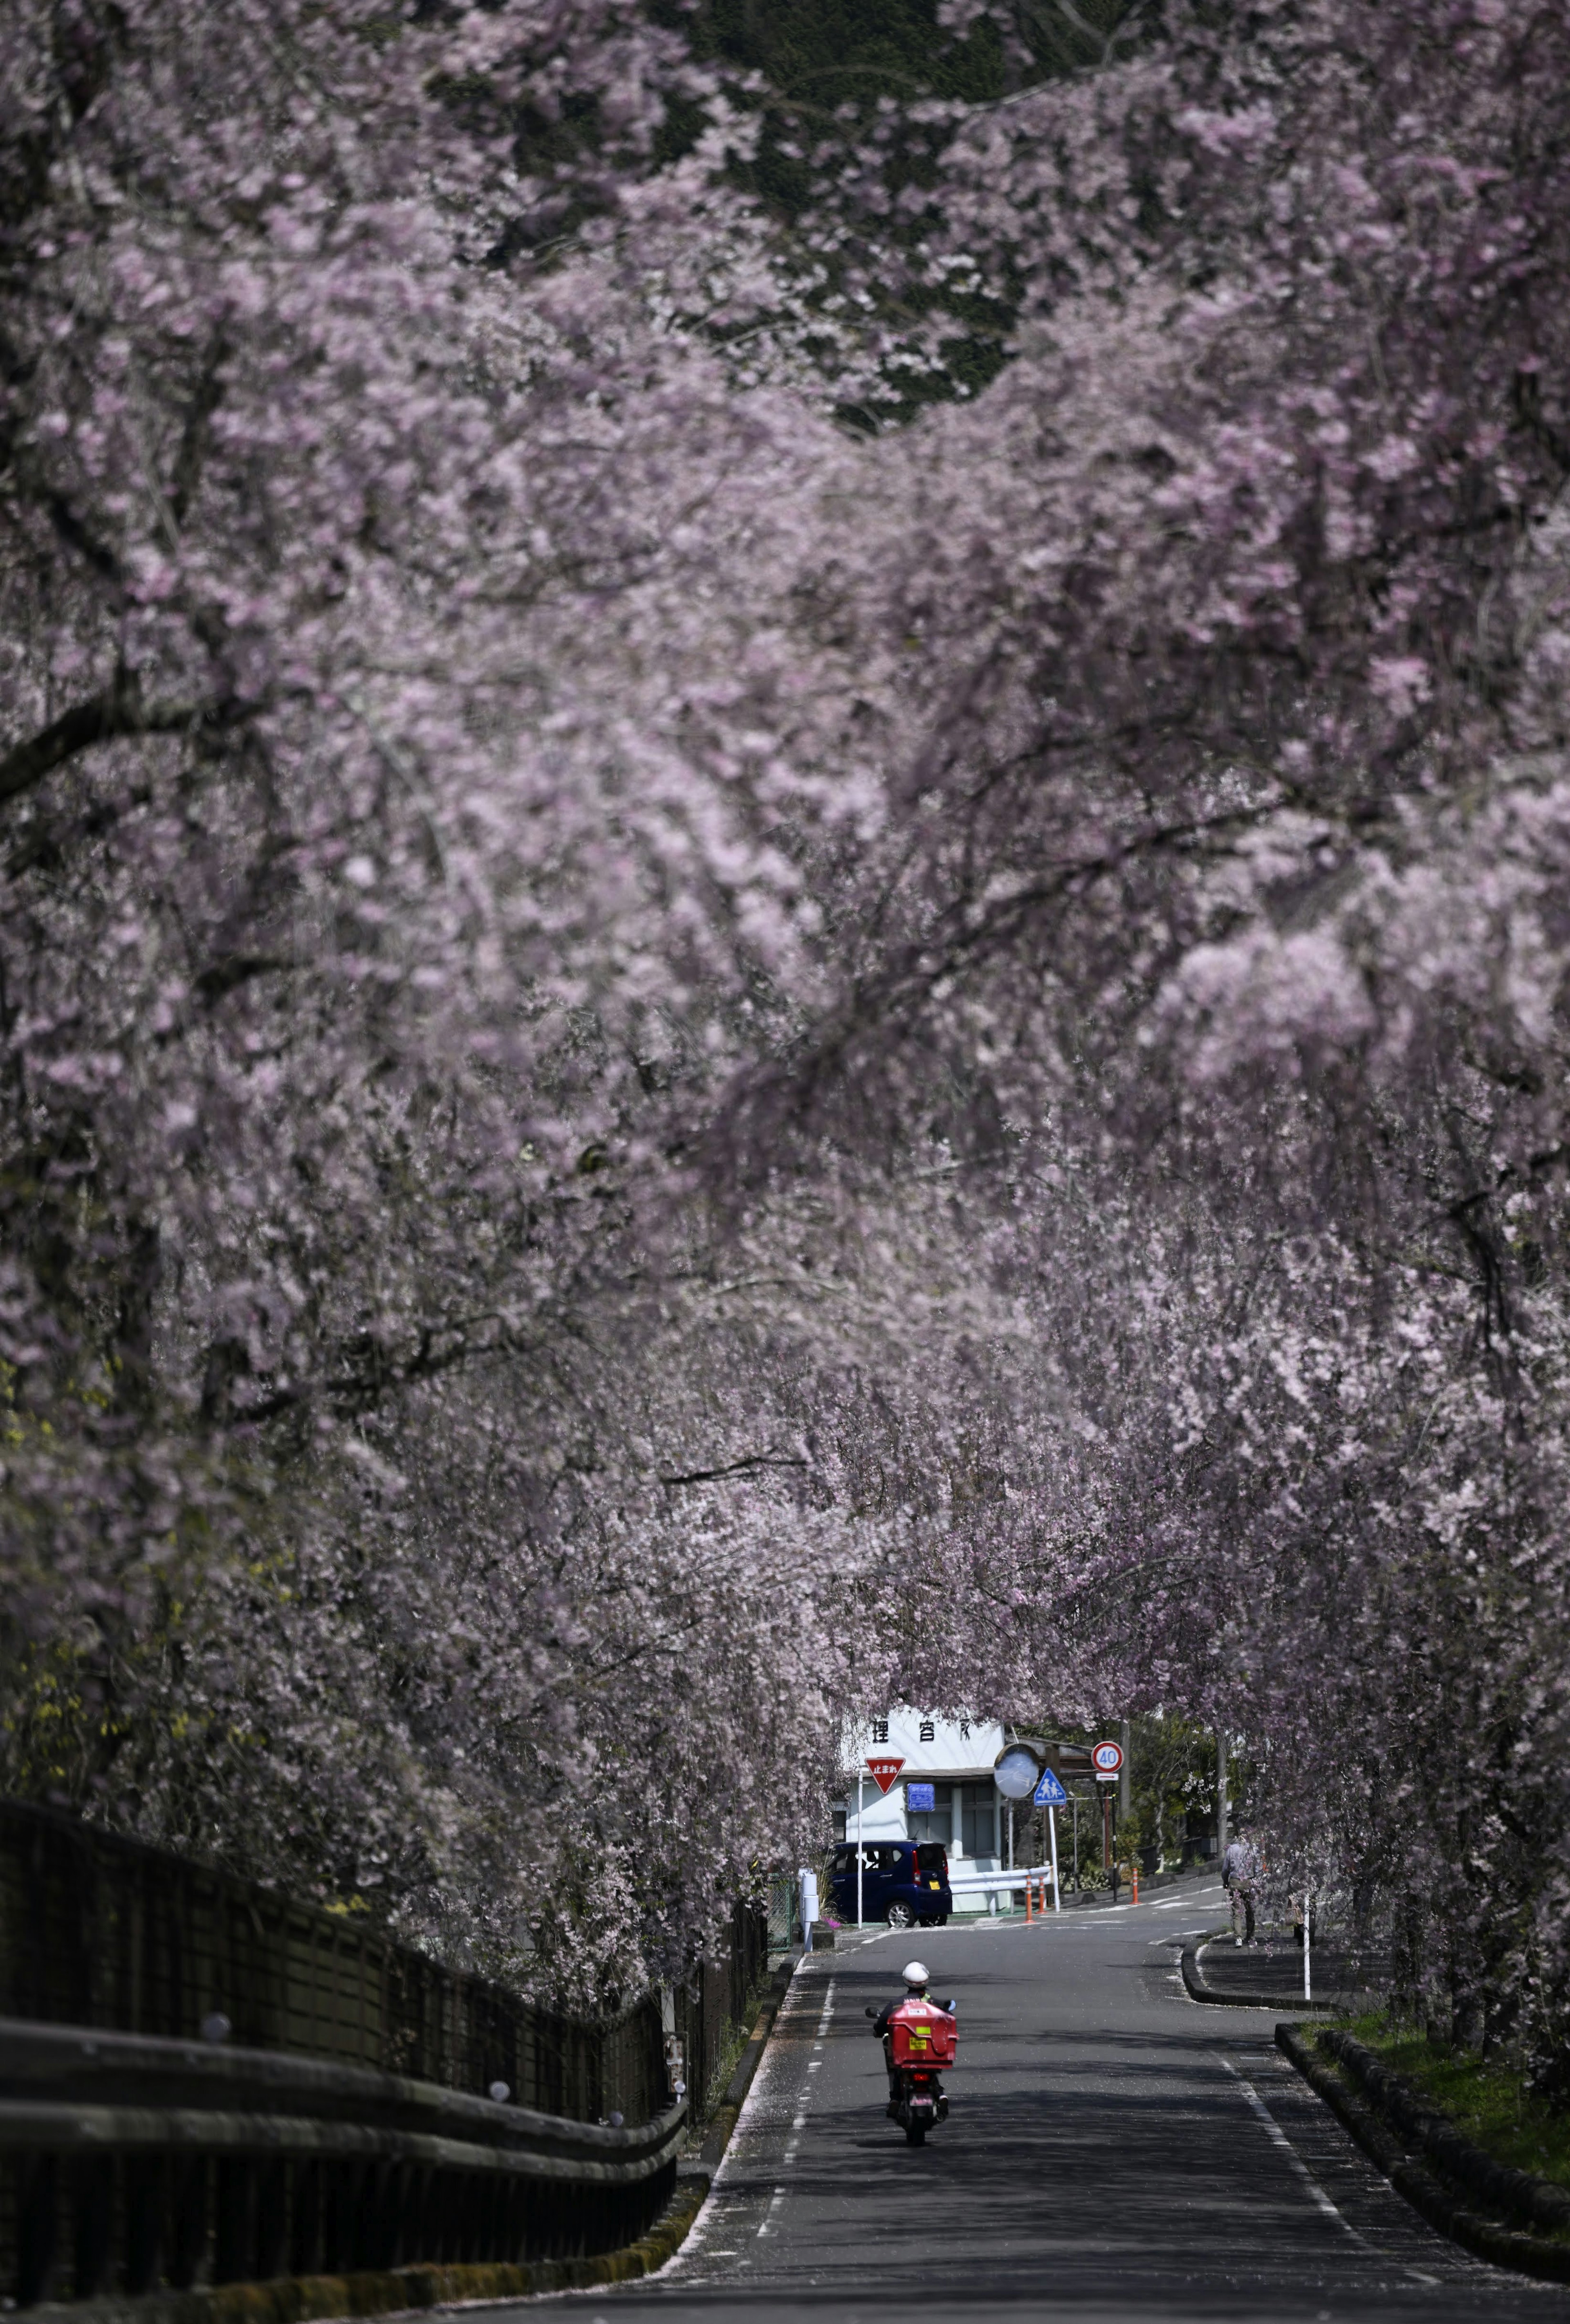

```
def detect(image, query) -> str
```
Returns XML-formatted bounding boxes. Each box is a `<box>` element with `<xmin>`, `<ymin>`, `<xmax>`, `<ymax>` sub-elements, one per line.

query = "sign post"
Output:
<box><xmin>859</xmin><ymin>1755</ymin><xmax>905</xmax><ymax>1928</ymax></box>
<box><xmin>1092</xmin><ymin>1740</ymin><xmax>1124</xmax><ymax>1880</ymax></box>
<box><xmin>1033</xmin><ymin>1768</ymin><xmax>1068</xmax><ymax>1912</ymax></box>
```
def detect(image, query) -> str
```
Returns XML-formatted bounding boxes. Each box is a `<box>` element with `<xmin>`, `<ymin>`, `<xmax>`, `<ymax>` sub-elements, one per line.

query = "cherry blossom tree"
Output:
<box><xmin>0</xmin><ymin>0</ymin><xmax>890</xmax><ymax>1979</ymax></box>
<box><xmin>7</xmin><ymin>0</ymin><xmax>1570</xmax><ymax>2067</ymax></box>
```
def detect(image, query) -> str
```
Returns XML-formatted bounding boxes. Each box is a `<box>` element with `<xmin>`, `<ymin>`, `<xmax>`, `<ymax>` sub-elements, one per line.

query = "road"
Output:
<box><xmin>500</xmin><ymin>1884</ymin><xmax>1570</xmax><ymax>2324</ymax></box>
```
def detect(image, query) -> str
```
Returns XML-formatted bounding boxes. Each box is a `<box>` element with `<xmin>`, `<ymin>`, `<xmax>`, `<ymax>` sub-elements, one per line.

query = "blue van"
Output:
<box><xmin>829</xmin><ymin>1840</ymin><xmax>951</xmax><ymax>1928</ymax></box>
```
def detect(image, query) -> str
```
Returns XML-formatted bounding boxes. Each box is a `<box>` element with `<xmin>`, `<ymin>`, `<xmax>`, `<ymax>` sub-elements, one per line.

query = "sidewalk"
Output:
<box><xmin>1184</xmin><ymin>1928</ymin><xmax>1389</xmax><ymax>2010</ymax></box>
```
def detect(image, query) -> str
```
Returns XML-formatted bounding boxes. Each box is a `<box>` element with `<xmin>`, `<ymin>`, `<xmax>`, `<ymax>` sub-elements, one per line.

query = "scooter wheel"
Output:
<box><xmin>905</xmin><ymin>2121</ymin><xmax>927</xmax><ymax>2146</ymax></box>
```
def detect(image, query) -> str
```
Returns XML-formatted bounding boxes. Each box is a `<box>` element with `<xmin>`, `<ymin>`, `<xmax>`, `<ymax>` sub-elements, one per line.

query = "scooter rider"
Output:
<box><xmin>875</xmin><ymin>1960</ymin><xmax>933</xmax><ymax>2107</ymax></box>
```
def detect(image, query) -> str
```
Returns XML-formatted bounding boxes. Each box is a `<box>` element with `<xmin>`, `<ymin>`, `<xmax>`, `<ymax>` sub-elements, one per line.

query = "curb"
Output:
<box><xmin>1182</xmin><ymin>1934</ymin><xmax>1338</xmax><ymax>2010</ymax></box>
<box><xmin>1276</xmin><ymin>2023</ymin><xmax>1570</xmax><ymax>2283</ymax></box>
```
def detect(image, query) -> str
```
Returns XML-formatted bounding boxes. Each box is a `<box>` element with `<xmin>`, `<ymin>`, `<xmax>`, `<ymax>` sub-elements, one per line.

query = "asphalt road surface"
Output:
<box><xmin>498</xmin><ymin>1884</ymin><xmax>1570</xmax><ymax>2324</ymax></box>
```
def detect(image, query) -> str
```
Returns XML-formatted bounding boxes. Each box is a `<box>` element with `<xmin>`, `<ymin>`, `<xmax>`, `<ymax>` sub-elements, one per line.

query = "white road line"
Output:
<box><xmin>648</xmin><ymin>1954</ymin><xmax>819</xmax><ymax>2279</ymax></box>
<box><xmin>1221</xmin><ymin>2058</ymin><xmax>1370</xmax><ymax>2247</ymax></box>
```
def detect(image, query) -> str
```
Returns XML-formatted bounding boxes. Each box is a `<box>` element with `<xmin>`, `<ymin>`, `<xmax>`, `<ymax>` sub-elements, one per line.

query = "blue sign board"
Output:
<box><xmin>1032</xmin><ymin>1769</ymin><xmax>1068</xmax><ymax>1806</ymax></box>
<box><xmin>906</xmin><ymin>1782</ymin><xmax>935</xmax><ymax>1812</ymax></box>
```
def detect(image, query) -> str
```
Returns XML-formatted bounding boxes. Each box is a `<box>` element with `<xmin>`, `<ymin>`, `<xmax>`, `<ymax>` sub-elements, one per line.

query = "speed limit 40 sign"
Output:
<box><xmin>1092</xmin><ymin>1739</ymin><xmax>1124</xmax><ymax>1778</ymax></box>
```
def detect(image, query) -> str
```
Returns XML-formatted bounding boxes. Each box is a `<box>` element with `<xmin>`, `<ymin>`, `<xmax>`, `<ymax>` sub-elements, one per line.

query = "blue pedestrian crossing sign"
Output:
<box><xmin>1033</xmin><ymin>1769</ymin><xmax>1068</xmax><ymax>1806</ymax></box>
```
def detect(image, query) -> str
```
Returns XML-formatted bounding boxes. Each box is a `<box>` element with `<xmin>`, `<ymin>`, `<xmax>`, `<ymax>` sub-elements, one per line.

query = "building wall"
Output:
<box><xmin>835</xmin><ymin>1710</ymin><xmax>1010</xmax><ymax>1916</ymax></box>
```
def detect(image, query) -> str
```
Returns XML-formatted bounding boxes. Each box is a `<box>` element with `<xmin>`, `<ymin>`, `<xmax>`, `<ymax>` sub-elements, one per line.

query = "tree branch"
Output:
<box><xmin>659</xmin><ymin>1454</ymin><xmax>809</xmax><ymax>1487</ymax></box>
<box><xmin>0</xmin><ymin>680</ymin><xmax>240</xmax><ymax>810</ymax></box>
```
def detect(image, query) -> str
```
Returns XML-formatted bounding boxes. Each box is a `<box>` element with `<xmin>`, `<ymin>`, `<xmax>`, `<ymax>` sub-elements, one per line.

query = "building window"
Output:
<box><xmin>870</xmin><ymin>1717</ymin><xmax>889</xmax><ymax>1744</ymax></box>
<box><xmin>919</xmin><ymin>1718</ymin><xmax>936</xmax><ymax>1743</ymax></box>
<box><xmin>958</xmin><ymin>1781</ymin><xmax>997</xmax><ymax>1862</ymax></box>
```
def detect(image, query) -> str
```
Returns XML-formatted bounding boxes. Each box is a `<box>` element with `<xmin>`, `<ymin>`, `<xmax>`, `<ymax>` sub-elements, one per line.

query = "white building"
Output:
<box><xmin>834</xmin><ymin>1709</ymin><xmax>1014</xmax><ymax>1916</ymax></box>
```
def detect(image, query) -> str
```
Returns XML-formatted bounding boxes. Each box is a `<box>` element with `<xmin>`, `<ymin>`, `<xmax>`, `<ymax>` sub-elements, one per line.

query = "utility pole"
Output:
<box><xmin>1119</xmin><ymin>1718</ymin><xmax>1131</xmax><ymax>1825</ymax></box>
<box><xmin>1216</xmin><ymin>1729</ymin><xmax>1229</xmax><ymax>1867</ymax></box>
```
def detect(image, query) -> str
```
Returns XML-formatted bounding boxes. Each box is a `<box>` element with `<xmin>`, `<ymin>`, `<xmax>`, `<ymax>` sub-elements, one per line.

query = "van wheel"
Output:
<box><xmin>937</xmin><ymin>1912</ymin><xmax>949</xmax><ymax>1925</ymax></box>
<box><xmin>905</xmin><ymin>2120</ymin><xmax>926</xmax><ymax>2146</ymax></box>
<box><xmin>885</xmin><ymin>1901</ymin><xmax>915</xmax><ymax>1929</ymax></box>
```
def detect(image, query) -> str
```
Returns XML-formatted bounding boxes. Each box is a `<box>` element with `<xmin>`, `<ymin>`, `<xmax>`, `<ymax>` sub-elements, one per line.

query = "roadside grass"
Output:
<box><xmin>1344</xmin><ymin>2012</ymin><xmax>1570</xmax><ymax>2191</ymax></box>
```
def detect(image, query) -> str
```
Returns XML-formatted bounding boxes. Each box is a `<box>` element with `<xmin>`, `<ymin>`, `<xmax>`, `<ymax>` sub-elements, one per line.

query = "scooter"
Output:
<box><xmin>866</xmin><ymin>1991</ymin><xmax>957</xmax><ymax>2145</ymax></box>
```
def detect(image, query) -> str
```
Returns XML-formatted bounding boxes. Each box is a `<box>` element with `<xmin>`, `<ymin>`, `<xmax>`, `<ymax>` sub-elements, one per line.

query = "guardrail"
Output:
<box><xmin>946</xmin><ymin>1864</ymin><xmax>1055</xmax><ymax>1906</ymax></box>
<box><xmin>0</xmin><ymin>1798</ymin><xmax>664</xmax><ymax>2122</ymax></box>
<box><xmin>0</xmin><ymin>2014</ymin><xmax>684</xmax><ymax>2308</ymax></box>
<box><xmin>0</xmin><ymin>1801</ymin><xmax>769</xmax><ymax>2310</ymax></box>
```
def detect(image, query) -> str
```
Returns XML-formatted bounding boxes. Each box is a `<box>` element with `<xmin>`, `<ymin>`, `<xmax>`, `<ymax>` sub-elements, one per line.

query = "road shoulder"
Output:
<box><xmin>1278</xmin><ymin>2019</ymin><xmax>1570</xmax><ymax>2284</ymax></box>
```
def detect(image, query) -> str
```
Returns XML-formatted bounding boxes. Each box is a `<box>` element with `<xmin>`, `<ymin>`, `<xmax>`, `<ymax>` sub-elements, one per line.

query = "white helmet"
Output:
<box><xmin>902</xmin><ymin>1960</ymin><xmax>930</xmax><ymax>1988</ymax></box>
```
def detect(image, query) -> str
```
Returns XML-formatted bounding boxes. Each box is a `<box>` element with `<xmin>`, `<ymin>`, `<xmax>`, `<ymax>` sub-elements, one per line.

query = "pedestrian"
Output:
<box><xmin>1222</xmin><ymin>1824</ymin><xmax>1262</xmax><ymax>1947</ymax></box>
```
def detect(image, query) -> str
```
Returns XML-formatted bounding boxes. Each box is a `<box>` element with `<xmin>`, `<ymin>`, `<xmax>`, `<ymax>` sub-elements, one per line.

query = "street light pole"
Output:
<box><xmin>857</xmin><ymin>1771</ymin><xmax>864</xmax><ymax>1928</ymax></box>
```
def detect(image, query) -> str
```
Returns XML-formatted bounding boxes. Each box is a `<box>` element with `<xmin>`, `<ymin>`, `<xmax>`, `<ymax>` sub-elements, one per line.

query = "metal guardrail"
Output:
<box><xmin>0</xmin><ymin>2015</ymin><xmax>684</xmax><ymax>2308</ymax></box>
<box><xmin>0</xmin><ymin>1798</ymin><xmax>665</xmax><ymax>2122</ymax></box>
<box><xmin>0</xmin><ymin>1803</ymin><xmax>795</xmax><ymax>2310</ymax></box>
<box><xmin>946</xmin><ymin>1863</ymin><xmax>1054</xmax><ymax>1893</ymax></box>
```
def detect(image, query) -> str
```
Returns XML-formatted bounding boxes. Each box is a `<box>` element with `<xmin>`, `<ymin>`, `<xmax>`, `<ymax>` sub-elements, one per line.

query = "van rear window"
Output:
<box><xmin>915</xmin><ymin>1844</ymin><xmax>947</xmax><ymax>1873</ymax></box>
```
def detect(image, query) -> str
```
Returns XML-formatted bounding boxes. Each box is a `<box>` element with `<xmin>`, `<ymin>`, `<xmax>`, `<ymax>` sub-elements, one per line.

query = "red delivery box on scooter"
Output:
<box><xmin>888</xmin><ymin>2000</ymin><xmax>956</xmax><ymax>2068</ymax></box>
